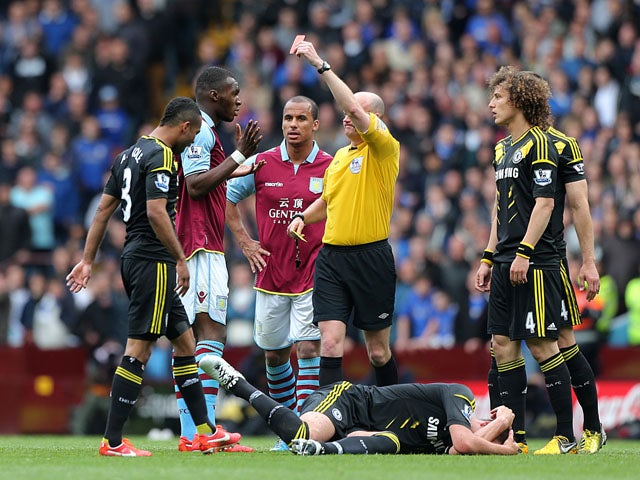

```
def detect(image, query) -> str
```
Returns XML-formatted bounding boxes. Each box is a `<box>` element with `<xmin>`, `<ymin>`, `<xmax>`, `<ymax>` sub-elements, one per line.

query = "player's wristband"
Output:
<box><xmin>480</xmin><ymin>249</ymin><xmax>494</xmax><ymax>267</ymax></box>
<box><xmin>516</xmin><ymin>242</ymin><xmax>534</xmax><ymax>260</ymax></box>
<box><xmin>291</xmin><ymin>213</ymin><xmax>305</xmax><ymax>224</ymax></box>
<box><xmin>230</xmin><ymin>150</ymin><xmax>246</xmax><ymax>165</ymax></box>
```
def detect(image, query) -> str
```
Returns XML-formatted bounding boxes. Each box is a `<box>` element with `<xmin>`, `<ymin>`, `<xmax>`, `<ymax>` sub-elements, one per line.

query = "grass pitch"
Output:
<box><xmin>0</xmin><ymin>435</ymin><xmax>638</xmax><ymax>480</ymax></box>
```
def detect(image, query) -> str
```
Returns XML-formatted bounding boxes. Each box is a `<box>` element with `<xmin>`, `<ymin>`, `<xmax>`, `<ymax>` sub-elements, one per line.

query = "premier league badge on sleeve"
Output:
<box><xmin>186</xmin><ymin>145</ymin><xmax>203</xmax><ymax>159</ymax></box>
<box><xmin>155</xmin><ymin>173</ymin><xmax>170</xmax><ymax>192</ymax></box>
<box><xmin>534</xmin><ymin>169</ymin><xmax>552</xmax><ymax>186</ymax></box>
<box><xmin>309</xmin><ymin>177</ymin><xmax>323</xmax><ymax>194</ymax></box>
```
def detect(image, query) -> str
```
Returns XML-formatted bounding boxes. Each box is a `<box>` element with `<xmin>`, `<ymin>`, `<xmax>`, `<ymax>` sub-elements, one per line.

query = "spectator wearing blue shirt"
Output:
<box><xmin>464</xmin><ymin>0</ymin><xmax>513</xmax><ymax>55</ymax></box>
<box><xmin>38</xmin><ymin>151</ymin><xmax>80</xmax><ymax>243</ymax></box>
<box><xmin>38</xmin><ymin>0</ymin><xmax>79</xmax><ymax>59</ymax></box>
<box><xmin>93</xmin><ymin>85</ymin><xmax>131</xmax><ymax>150</ymax></box>
<box><xmin>393</xmin><ymin>272</ymin><xmax>435</xmax><ymax>353</ymax></box>
<box><xmin>70</xmin><ymin>115</ymin><xmax>112</xmax><ymax>213</ymax></box>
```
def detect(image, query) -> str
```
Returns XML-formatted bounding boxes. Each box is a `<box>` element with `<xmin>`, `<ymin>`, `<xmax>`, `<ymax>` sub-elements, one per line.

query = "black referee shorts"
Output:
<box><xmin>121</xmin><ymin>258</ymin><xmax>191</xmax><ymax>341</ymax></box>
<box><xmin>313</xmin><ymin>239</ymin><xmax>396</xmax><ymax>331</ymax></box>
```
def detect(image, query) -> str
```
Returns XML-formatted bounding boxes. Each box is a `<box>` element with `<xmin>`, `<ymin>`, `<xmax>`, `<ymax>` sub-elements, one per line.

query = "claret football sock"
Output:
<box><xmin>267</xmin><ymin>361</ymin><xmax>296</xmax><ymax>410</ymax></box>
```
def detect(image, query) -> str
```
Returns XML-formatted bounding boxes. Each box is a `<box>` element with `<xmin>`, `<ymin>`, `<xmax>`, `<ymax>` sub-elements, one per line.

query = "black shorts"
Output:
<box><xmin>300</xmin><ymin>381</ymin><xmax>358</xmax><ymax>440</ymax></box>
<box><xmin>558</xmin><ymin>257</ymin><xmax>581</xmax><ymax>328</ymax></box>
<box><xmin>487</xmin><ymin>262</ymin><xmax>562</xmax><ymax>340</ymax></box>
<box><xmin>121</xmin><ymin>258</ymin><xmax>191</xmax><ymax>341</ymax></box>
<box><xmin>313</xmin><ymin>239</ymin><xmax>396</xmax><ymax>331</ymax></box>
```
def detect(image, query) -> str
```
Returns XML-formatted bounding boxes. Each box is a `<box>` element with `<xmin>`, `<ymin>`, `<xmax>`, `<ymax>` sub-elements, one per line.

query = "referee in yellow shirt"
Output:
<box><xmin>288</xmin><ymin>39</ymin><xmax>400</xmax><ymax>387</ymax></box>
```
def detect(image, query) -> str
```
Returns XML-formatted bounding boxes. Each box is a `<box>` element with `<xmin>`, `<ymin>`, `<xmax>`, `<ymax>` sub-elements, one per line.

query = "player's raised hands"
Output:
<box><xmin>235</xmin><ymin>119</ymin><xmax>262</xmax><ymax>159</ymax></box>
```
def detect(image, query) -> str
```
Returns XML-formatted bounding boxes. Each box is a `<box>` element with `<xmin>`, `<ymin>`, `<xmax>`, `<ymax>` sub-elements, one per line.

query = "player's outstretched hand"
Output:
<box><xmin>229</xmin><ymin>159</ymin><xmax>266</xmax><ymax>178</ymax></box>
<box><xmin>235</xmin><ymin>120</ymin><xmax>262</xmax><ymax>159</ymax></box>
<box><xmin>66</xmin><ymin>261</ymin><xmax>92</xmax><ymax>293</ymax></box>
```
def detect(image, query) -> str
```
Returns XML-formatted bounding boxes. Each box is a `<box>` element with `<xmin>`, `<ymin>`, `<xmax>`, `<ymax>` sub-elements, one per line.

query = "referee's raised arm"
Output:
<box><xmin>293</xmin><ymin>40</ymin><xmax>371</xmax><ymax>134</ymax></box>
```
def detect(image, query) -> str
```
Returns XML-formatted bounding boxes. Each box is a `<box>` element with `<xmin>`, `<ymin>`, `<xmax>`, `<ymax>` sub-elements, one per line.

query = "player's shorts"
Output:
<box><xmin>487</xmin><ymin>262</ymin><xmax>562</xmax><ymax>340</ymax></box>
<box><xmin>558</xmin><ymin>257</ymin><xmax>582</xmax><ymax>328</ymax></box>
<box><xmin>121</xmin><ymin>258</ymin><xmax>190</xmax><ymax>340</ymax></box>
<box><xmin>299</xmin><ymin>381</ymin><xmax>360</xmax><ymax>440</ymax></box>
<box><xmin>254</xmin><ymin>290</ymin><xmax>319</xmax><ymax>350</ymax></box>
<box><xmin>180</xmin><ymin>251</ymin><xmax>228</xmax><ymax>325</ymax></box>
<box><xmin>313</xmin><ymin>239</ymin><xmax>396</xmax><ymax>331</ymax></box>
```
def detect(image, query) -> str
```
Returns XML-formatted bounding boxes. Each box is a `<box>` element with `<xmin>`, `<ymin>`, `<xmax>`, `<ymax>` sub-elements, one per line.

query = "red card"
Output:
<box><xmin>290</xmin><ymin>34</ymin><xmax>305</xmax><ymax>54</ymax></box>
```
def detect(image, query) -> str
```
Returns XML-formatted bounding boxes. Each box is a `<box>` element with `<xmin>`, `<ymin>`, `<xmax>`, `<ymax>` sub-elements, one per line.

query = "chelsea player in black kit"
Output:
<box><xmin>67</xmin><ymin>97</ymin><xmax>229</xmax><ymax>456</ymax></box>
<box><xmin>199</xmin><ymin>355</ymin><xmax>519</xmax><ymax>455</ymax></box>
<box><xmin>475</xmin><ymin>67</ymin><xmax>576</xmax><ymax>455</ymax></box>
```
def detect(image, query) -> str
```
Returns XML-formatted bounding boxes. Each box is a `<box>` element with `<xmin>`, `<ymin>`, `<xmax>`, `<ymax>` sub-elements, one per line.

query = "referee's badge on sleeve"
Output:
<box><xmin>309</xmin><ymin>177</ymin><xmax>323</xmax><ymax>194</ymax></box>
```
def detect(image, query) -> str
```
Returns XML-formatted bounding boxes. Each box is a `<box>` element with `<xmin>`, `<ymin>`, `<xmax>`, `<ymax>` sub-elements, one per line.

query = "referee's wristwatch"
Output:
<box><xmin>317</xmin><ymin>60</ymin><xmax>331</xmax><ymax>74</ymax></box>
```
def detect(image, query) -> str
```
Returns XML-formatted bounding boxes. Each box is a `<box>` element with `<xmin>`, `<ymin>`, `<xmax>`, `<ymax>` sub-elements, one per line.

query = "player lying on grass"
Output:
<box><xmin>199</xmin><ymin>356</ymin><xmax>519</xmax><ymax>455</ymax></box>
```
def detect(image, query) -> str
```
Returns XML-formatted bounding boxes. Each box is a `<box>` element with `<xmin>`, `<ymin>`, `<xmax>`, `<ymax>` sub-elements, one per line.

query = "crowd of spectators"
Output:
<box><xmin>1</xmin><ymin>0</ymin><xmax>640</xmax><ymax>376</ymax></box>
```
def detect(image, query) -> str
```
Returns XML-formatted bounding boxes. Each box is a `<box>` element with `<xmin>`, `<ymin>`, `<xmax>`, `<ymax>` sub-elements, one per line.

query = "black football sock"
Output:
<box><xmin>488</xmin><ymin>352</ymin><xmax>501</xmax><ymax>409</ymax></box>
<box><xmin>319</xmin><ymin>356</ymin><xmax>343</xmax><ymax>386</ymax></box>
<box><xmin>497</xmin><ymin>357</ymin><xmax>527</xmax><ymax>444</ymax></box>
<box><xmin>539</xmin><ymin>352</ymin><xmax>575</xmax><ymax>441</ymax></box>
<box><xmin>323</xmin><ymin>432</ymin><xmax>399</xmax><ymax>454</ymax></box>
<box><xmin>104</xmin><ymin>356</ymin><xmax>144</xmax><ymax>446</ymax></box>
<box><xmin>229</xmin><ymin>377</ymin><xmax>307</xmax><ymax>443</ymax></box>
<box><xmin>561</xmin><ymin>344</ymin><xmax>601</xmax><ymax>432</ymax></box>
<box><xmin>173</xmin><ymin>355</ymin><xmax>213</xmax><ymax>433</ymax></box>
<box><xmin>374</xmin><ymin>355</ymin><xmax>398</xmax><ymax>386</ymax></box>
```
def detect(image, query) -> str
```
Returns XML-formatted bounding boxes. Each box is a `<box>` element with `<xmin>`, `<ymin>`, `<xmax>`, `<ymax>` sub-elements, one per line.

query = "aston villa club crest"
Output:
<box><xmin>215</xmin><ymin>295</ymin><xmax>227</xmax><ymax>311</ymax></box>
<box><xmin>309</xmin><ymin>177</ymin><xmax>323</xmax><ymax>194</ymax></box>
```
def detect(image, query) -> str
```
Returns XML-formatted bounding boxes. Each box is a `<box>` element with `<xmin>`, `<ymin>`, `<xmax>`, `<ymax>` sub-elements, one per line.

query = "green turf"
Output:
<box><xmin>0</xmin><ymin>436</ymin><xmax>637</xmax><ymax>480</ymax></box>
